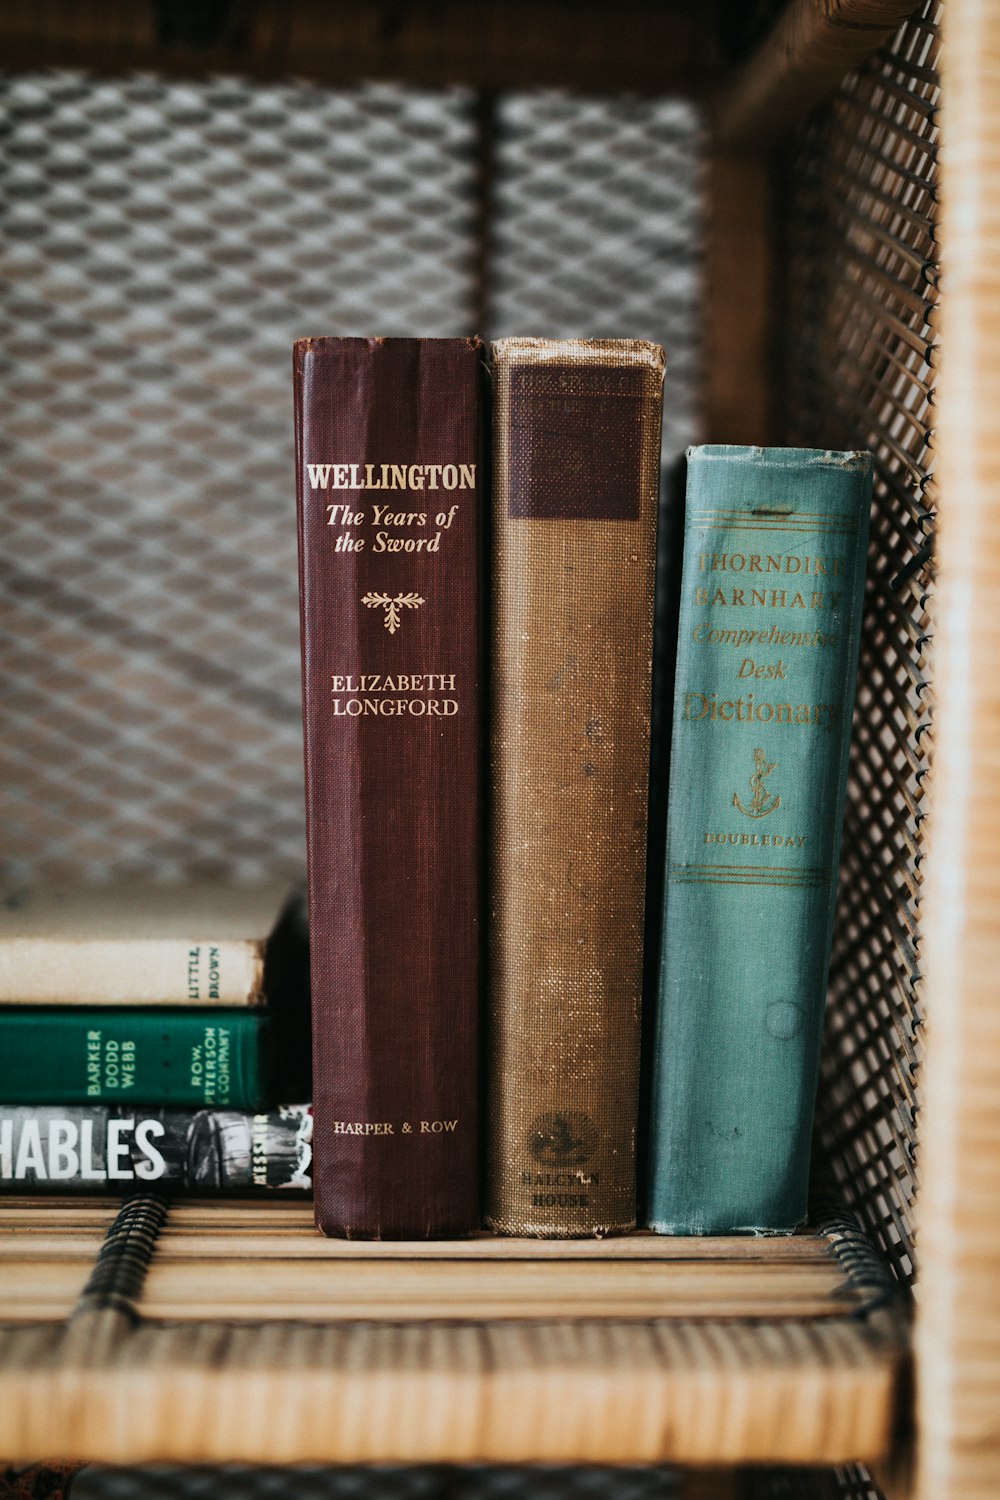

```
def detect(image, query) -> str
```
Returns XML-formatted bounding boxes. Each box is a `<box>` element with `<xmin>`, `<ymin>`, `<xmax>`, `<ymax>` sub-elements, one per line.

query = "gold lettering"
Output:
<box><xmin>681</xmin><ymin>689</ymin><xmax>840</xmax><ymax>731</ymax></box>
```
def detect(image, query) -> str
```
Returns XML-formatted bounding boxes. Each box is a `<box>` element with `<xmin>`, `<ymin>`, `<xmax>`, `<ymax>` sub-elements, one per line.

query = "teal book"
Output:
<box><xmin>647</xmin><ymin>444</ymin><xmax>872</xmax><ymax>1234</ymax></box>
<box><xmin>0</xmin><ymin>1009</ymin><xmax>267</xmax><ymax>1108</ymax></box>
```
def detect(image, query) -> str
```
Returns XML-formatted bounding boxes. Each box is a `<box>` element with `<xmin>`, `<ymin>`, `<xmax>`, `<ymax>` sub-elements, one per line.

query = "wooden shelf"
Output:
<box><xmin>0</xmin><ymin>1195</ymin><xmax>910</xmax><ymax>1468</ymax></box>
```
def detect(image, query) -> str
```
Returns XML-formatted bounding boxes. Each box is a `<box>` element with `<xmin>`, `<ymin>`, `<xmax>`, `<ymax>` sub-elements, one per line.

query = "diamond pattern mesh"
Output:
<box><xmin>744</xmin><ymin>1464</ymin><xmax>883</xmax><ymax>1500</ymax></box>
<box><xmin>779</xmin><ymin>0</ymin><xmax>939</xmax><ymax>1293</ymax></box>
<box><xmin>757</xmin><ymin>9</ymin><xmax>940</xmax><ymax>1499</ymax></box>
<box><xmin>0</xmin><ymin>75</ymin><xmax>480</xmax><ymax>885</ymax></box>
<box><xmin>0</xmin><ymin>74</ymin><xmax>702</xmax><ymax>886</ymax></box>
<box><xmin>0</xmin><ymin>26</ymin><xmax>941</xmax><ymax>1498</ymax></box>
<box><xmin>489</xmin><ymin>93</ymin><xmax>702</xmax><ymax>459</ymax></box>
<box><xmin>69</xmin><ymin>1467</ymin><xmax>680</xmax><ymax>1500</ymax></box>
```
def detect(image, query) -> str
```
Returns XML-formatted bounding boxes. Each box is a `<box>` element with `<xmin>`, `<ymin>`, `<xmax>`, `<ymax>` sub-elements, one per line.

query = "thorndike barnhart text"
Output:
<box><xmin>683</xmin><ymin>535</ymin><xmax>851</xmax><ymax>849</ymax></box>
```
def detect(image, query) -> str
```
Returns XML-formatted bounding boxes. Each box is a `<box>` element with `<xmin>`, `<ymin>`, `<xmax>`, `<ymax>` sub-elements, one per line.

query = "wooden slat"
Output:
<box><xmin>155</xmin><ymin>1208</ymin><xmax>836</xmax><ymax>1262</ymax></box>
<box><xmin>0</xmin><ymin>1199</ymin><xmax>847</xmax><ymax>1260</ymax></box>
<box><xmin>137</xmin><ymin>1256</ymin><xmax>852</xmax><ymax>1322</ymax></box>
<box><xmin>0</xmin><ymin>0</ymin><xmax>716</xmax><ymax>95</ymax></box>
<box><xmin>156</xmin><ymin>1202</ymin><xmax>316</xmax><ymax>1230</ymax></box>
<box><xmin>150</xmin><ymin>1231</ymin><xmax>833</xmax><ymax>1262</ymax></box>
<box><xmin>0</xmin><ymin>1260</ymin><xmax>97</xmax><ymax>1322</ymax></box>
<box><xmin>0</xmin><ymin>1200</ymin><xmax>124</xmax><ymax>1230</ymax></box>
<box><xmin>0</xmin><ymin>1202</ymin><xmax>117</xmax><ymax>1320</ymax></box>
<box><xmin>0</xmin><ymin>1311</ymin><xmax>908</xmax><ymax>1465</ymax></box>
<box><xmin>0</xmin><ymin>1198</ymin><xmax>874</xmax><ymax>1323</ymax></box>
<box><xmin>918</xmin><ymin>1</ymin><xmax>1000</xmax><ymax>1498</ymax></box>
<box><xmin>0</xmin><ymin>1234</ymin><xmax>115</xmax><ymax>1260</ymax></box>
<box><xmin>0</xmin><ymin>1195</ymin><xmax>909</xmax><ymax>1463</ymax></box>
<box><xmin>715</xmin><ymin>0</ymin><xmax>920</xmax><ymax>147</ymax></box>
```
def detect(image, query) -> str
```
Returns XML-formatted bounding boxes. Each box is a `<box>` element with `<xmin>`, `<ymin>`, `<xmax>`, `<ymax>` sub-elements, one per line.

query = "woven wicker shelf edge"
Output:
<box><xmin>0</xmin><ymin>1193</ymin><xmax>911</xmax><ymax>1467</ymax></box>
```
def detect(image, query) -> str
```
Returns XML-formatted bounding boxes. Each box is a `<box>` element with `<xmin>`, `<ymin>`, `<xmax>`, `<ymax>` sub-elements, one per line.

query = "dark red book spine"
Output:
<box><xmin>294</xmin><ymin>337</ymin><xmax>483</xmax><ymax>1238</ymax></box>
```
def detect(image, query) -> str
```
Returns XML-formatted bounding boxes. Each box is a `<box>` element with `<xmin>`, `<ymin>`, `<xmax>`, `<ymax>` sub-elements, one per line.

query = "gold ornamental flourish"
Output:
<box><xmin>361</xmin><ymin>592</ymin><xmax>426</xmax><ymax>635</ymax></box>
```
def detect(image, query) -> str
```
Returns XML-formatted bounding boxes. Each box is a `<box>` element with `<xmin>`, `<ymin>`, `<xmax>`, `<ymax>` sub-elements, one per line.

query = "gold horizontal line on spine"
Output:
<box><xmin>671</xmin><ymin>876</ymin><xmax>827</xmax><ymax>882</ymax></box>
<box><xmin>692</xmin><ymin>523</ymin><xmax>857</xmax><ymax>532</ymax></box>
<box><xmin>510</xmin><ymin>389</ymin><xmax>648</xmax><ymax>400</ymax></box>
<box><xmin>692</xmin><ymin>518</ymin><xmax>856</xmax><ymax>526</ymax></box>
<box><xmin>694</xmin><ymin>510</ymin><xmax>855</xmax><ymax>521</ymax></box>
<box><xmin>669</xmin><ymin>870</ymin><xmax>829</xmax><ymax>882</ymax></box>
<box><xmin>674</xmin><ymin>864</ymin><xmax>830</xmax><ymax>875</ymax></box>
<box><xmin>690</xmin><ymin>522</ymin><xmax>858</xmax><ymax>535</ymax></box>
<box><xmin>668</xmin><ymin>864</ymin><xmax>829</xmax><ymax>886</ymax></box>
<box><xmin>691</xmin><ymin>511</ymin><xmax>856</xmax><ymax>525</ymax></box>
<box><xmin>669</xmin><ymin>876</ymin><xmax>829</xmax><ymax>888</ymax></box>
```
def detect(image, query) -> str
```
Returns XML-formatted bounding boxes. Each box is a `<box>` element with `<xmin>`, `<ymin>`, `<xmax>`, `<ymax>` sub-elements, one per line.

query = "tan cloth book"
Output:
<box><xmin>0</xmin><ymin>882</ymin><xmax>297</xmax><ymax>1006</ymax></box>
<box><xmin>487</xmin><ymin>337</ymin><xmax>663</xmax><ymax>1235</ymax></box>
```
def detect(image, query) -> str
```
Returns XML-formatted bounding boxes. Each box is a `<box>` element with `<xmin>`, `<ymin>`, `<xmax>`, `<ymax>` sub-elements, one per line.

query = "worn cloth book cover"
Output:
<box><xmin>0</xmin><ymin>1103</ymin><xmax>311</xmax><ymax>1192</ymax></box>
<box><xmin>0</xmin><ymin>882</ymin><xmax>296</xmax><ymax>1007</ymax></box>
<box><xmin>638</xmin><ymin>451</ymin><xmax>688</xmax><ymax>1214</ymax></box>
<box><xmin>294</xmin><ymin>336</ymin><xmax>483</xmax><ymax>1239</ymax></box>
<box><xmin>0</xmin><ymin>1009</ymin><xmax>267</xmax><ymax>1109</ymax></box>
<box><xmin>488</xmin><ymin>337</ymin><xmax>663</xmax><ymax>1236</ymax></box>
<box><xmin>647</xmin><ymin>443</ymin><xmax>873</xmax><ymax>1234</ymax></box>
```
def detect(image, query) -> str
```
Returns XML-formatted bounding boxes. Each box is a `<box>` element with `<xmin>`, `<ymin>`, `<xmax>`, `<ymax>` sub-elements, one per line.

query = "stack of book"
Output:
<box><xmin>295</xmin><ymin>335</ymin><xmax>872</xmax><ymax>1241</ymax></box>
<box><xmin>3</xmin><ymin>334</ymin><xmax>870</xmax><ymax>1234</ymax></box>
<box><xmin>0</xmin><ymin>884</ymin><xmax>312</xmax><ymax>1193</ymax></box>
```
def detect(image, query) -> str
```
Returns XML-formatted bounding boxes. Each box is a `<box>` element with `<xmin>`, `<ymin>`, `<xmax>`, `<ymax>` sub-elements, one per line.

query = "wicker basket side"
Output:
<box><xmin>778</xmin><ymin>0</ymin><xmax>939</xmax><ymax>1297</ymax></box>
<box><xmin>917</xmin><ymin>1</ymin><xmax>1000</xmax><ymax>1497</ymax></box>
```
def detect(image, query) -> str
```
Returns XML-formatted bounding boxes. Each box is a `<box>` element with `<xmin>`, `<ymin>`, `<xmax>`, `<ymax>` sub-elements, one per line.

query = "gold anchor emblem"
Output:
<box><xmin>733</xmin><ymin>747</ymin><xmax>781</xmax><ymax>818</ymax></box>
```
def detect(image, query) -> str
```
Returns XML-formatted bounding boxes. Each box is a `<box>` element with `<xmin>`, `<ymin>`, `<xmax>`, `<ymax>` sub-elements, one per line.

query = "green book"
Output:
<box><xmin>647</xmin><ymin>444</ymin><xmax>872</xmax><ymax>1234</ymax></box>
<box><xmin>0</xmin><ymin>1008</ymin><xmax>268</xmax><ymax>1108</ymax></box>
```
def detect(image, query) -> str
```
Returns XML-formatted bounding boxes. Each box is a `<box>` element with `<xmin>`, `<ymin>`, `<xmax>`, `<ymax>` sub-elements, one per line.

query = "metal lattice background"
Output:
<box><xmin>752</xmin><ymin>11</ymin><xmax>939</xmax><ymax>1491</ymax></box>
<box><xmin>744</xmin><ymin>1463</ymin><xmax>884</xmax><ymax>1500</ymax></box>
<box><xmin>779</xmin><ymin>0</ymin><xmax>939</xmax><ymax>1294</ymax></box>
<box><xmin>489</xmin><ymin>93</ymin><xmax>701</xmax><ymax>451</ymax></box>
<box><xmin>0</xmin><ymin>75</ymin><xmax>701</xmax><ymax>888</ymax></box>
<box><xmin>66</xmin><ymin>1466</ymin><xmax>680</xmax><ymax>1500</ymax></box>
<box><xmin>0</xmin><ymin>27</ymin><xmax>936</xmax><ymax>1500</ymax></box>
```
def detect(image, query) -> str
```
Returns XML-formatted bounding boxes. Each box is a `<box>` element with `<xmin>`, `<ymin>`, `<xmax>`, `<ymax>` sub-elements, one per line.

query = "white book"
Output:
<box><xmin>0</xmin><ymin>881</ymin><xmax>298</xmax><ymax>1007</ymax></box>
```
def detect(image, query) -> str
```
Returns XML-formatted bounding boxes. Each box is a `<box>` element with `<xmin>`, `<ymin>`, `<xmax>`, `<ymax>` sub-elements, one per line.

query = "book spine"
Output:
<box><xmin>487</xmin><ymin>337</ymin><xmax>663</xmax><ymax>1236</ymax></box>
<box><xmin>294</xmin><ymin>336</ymin><xmax>483</xmax><ymax>1238</ymax></box>
<box><xmin>646</xmin><ymin>443</ymin><xmax>873</xmax><ymax>1234</ymax></box>
<box><xmin>0</xmin><ymin>940</ymin><xmax>266</xmax><ymax>1007</ymax></box>
<box><xmin>0</xmin><ymin>1010</ymin><xmax>266</xmax><ymax>1108</ymax></box>
<box><xmin>0</xmin><ymin>1105</ymin><xmax>311</xmax><ymax>1191</ymax></box>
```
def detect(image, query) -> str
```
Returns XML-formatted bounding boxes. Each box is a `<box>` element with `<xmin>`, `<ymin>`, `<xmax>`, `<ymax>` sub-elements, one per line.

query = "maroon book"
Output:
<box><xmin>294</xmin><ymin>337</ymin><xmax>483</xmax><ymax>1238</ymax></box>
